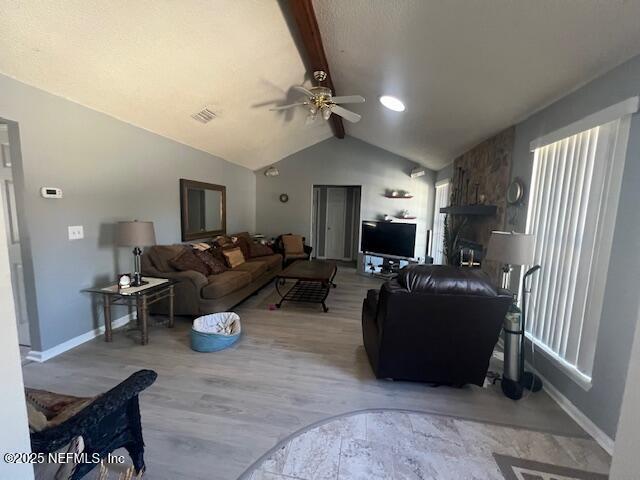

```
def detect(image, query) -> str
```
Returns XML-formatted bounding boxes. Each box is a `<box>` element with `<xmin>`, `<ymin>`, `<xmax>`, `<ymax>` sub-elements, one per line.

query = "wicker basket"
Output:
<box><xmin>191</xmin><ymin>312</ymin><xmax>241</xmax><ymax>352</ymax></box>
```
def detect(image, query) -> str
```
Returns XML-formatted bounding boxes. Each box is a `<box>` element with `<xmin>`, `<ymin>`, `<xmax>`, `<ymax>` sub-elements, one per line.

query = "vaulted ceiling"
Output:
<box><xmin>2</xmin><ymin>1</ymin><xmax>640</xmax><ymax>171</ymax></box>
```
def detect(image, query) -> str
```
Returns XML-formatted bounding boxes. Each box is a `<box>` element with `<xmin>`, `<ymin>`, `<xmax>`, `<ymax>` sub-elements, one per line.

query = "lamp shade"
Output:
<box><xmin>116</xmin><ymin>221</ymin><xmax>156</xmax><ymax>247</ymax></box>
<box><xmin>485</xmin><ymin>231</ymin><xmax>534</xmax><ymax>266</ymax></box>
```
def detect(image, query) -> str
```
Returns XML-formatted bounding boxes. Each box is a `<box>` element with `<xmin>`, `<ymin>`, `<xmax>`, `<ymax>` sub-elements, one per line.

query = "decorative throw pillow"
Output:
<box><xmin>235</xmin><ymin>236</ymin><xmax>252</xmax><ymax>260</ymax></box>
<box><xmin>249</xmin><ymin>242</ymin><xmax>274</xmax><ymax>258</ymax></box>
<box><xmin>170</xmin><ymin>249</ymin><xmax>209</xmax><ymax>276</ymax></box>
<box><xmin>194</xmin><ymin>249</ymin><xmax>227</xmax><ymax>275</ymax></box>
<box><xmin>223</xmin><ymin>247</ymin><xmax>245</xmax><ymax>268</ymax></box>
<box><xmin>282</xmin><ymin>234</ymin><xmax>304</xmax><ymax>254</ymax></box>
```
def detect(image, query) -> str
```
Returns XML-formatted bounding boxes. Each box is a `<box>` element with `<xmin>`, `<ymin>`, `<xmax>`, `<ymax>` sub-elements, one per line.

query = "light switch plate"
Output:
<box><xmin>68</xmin><ymin>225</ymin><xmax>84</xmax><ymax>240</ymax></box>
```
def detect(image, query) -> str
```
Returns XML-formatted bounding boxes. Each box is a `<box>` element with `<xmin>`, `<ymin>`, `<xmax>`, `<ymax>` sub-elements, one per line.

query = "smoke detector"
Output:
<box><xmin>191</xmin><ymin>107</ymin><xmax>217</xmax><ymax>124</ymax></box>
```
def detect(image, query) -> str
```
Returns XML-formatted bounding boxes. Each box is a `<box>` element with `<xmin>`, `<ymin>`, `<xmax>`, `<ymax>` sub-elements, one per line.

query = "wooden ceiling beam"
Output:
<box><xmin>287</xmin><ymin>0</ymin><xmax>345</xmax><ymax>139</ymax></box>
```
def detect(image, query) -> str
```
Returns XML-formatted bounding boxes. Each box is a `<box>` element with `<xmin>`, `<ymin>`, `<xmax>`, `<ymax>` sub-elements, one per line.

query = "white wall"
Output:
<box><xmin>255</xmin><ymin>136</ymin><xmax>436</xmax><ymax>261</ymax></box>
<box><xmin>0</xmin><ymin>179</ymin><xmax>33</xmax><ymax>479</ymax></box>
<box><xmin>610</xmin><ymin>307</ymin><xmax>640</xmax><ymax>479</ymax></box>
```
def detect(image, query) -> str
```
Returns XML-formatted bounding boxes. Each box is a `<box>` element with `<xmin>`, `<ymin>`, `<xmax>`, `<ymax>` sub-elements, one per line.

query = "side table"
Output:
<box><xmin>83</xmin><ymin>277</ymin><xmax>178</xmax><ymax>345</ymax></box>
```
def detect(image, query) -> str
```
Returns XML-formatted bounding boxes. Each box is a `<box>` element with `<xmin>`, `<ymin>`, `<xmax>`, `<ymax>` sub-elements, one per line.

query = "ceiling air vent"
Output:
<box><xmin>191</xmin><ymin>107</ymin><xmax>216</xmax><ymax>124</ymax></box>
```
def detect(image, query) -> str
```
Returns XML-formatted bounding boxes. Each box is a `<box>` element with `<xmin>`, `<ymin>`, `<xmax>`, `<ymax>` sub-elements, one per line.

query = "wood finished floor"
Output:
<box><xmin>22</xmin><ymin>268</ymin><xmax>589</xmax><ymax>480</ymax></box>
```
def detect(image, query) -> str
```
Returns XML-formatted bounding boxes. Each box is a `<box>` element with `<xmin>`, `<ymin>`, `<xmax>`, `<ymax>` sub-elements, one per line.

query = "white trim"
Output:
<box><xmin>527</xmin><ymin>362</ymin><xmax>614</xmax><ymax>455</ymax></box>
<box><xmin>435</xmin><ymin>178</ymin><xmax>451</xmax><ymax>187</ymax></box>
<box><xmin>525</xmin><ymin>334</ymin><xmax>593</xmax><ymax>391</ymax></box>
<box><xmin>26</xmin><ymin>313</ymin><xmax>132</xmax><ymax>362</ymax></box>
<box><xmin>530</xmin><ymin>96</ymin><xmax>639</xmax><ymax>151</ymax></box>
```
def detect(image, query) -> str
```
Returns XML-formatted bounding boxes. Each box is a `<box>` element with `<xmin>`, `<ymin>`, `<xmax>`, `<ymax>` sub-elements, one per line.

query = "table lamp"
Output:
<box><xmin>116</xmin><ymin>220</ymin><xmax>156</xmax><ymax>287</ymax></box>
<box><xmin>486</xmin><ymin>231</ymin><xmax>542</xmax><ymax>400</ymax></box>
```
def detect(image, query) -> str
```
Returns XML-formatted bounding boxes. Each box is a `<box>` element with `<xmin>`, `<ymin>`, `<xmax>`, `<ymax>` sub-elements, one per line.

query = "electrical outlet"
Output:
<box><xmin>68</xmin><ymin>225</ymin><xmax>84</xmax><ymax>240</ymax></box>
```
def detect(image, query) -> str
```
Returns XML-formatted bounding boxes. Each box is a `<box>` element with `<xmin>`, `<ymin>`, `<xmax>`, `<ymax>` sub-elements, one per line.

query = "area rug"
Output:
<box><xmin>238</xmin><ymin>409</ymin><xmax>610</xmax><ymax>480</ymax></box>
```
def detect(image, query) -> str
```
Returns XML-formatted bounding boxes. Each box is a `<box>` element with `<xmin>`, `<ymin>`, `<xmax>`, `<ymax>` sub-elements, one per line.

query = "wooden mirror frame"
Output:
<box><xmin>180</xmin><ymin>178</ymin><xmax>227</xmax><ymax>241</ymax></box>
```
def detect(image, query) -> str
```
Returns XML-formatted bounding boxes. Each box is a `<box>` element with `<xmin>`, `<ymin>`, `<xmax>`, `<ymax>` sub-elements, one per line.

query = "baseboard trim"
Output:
<box><xmin>26</xmin><ymin>314</ymin><xmax>132</xmax><ymax>363</ymax></box>
<box><xmin>527</xmin><ymin>363</ymin><xmax>614</xmax><ymax>455</ymax></box>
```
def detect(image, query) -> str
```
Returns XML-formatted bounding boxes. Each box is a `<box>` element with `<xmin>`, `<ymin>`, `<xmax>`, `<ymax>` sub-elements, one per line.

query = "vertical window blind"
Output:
<box><xmin>525</xmin><ymin>114</ymin><xmax>630</xmax><ymax>383</ymax></box>
<box><xmin>432</xmin><ymin>181</ymin><xmax>451</xmax><ymax>264</ymax></box>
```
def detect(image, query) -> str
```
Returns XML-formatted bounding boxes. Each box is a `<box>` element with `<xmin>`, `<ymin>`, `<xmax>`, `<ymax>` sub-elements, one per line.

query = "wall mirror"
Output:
<box><xmin>180</xmin><ymin>179</ymin><xmax>226</xmax><ymax>241</ymax></box>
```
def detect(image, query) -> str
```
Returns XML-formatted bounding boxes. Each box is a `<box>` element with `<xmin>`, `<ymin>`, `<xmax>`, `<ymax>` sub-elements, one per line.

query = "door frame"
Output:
<box><xmin>0</xmin><ymin>117</ymin><xmax>38</xmax><ymax>349</ymax></box>
<box><xmin>310</xmin><ymin>185</ymin><xmax>362</xmax><ymax>262</ymax></box>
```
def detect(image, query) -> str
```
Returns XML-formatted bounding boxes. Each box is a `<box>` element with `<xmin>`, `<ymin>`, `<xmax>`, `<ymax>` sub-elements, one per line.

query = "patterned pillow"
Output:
<box><xmin>223</xmin><ymin>247</ymin><xmax>245</xmax><ymax>268</ymax></box>
<box><xmin>249</xmin><ymin>242</ymin><xmax>274</xmax><ymax>258</ymax></box>
<box><xmin>194</xmin><ymin>249</ymin><xmax>227</xmax><ymax>275</ymax></box>
<box><xmin>170</xmin><ymin>249</ymin><xmax>209</xmax><ymax>276</ymax></box>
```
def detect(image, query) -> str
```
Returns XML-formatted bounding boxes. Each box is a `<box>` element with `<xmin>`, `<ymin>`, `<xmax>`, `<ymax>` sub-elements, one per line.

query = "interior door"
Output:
<box><xmin>0</xmin><ymin>126</ymin><xmax>29</xmax><ymax>346</ymax></box>
<box><xmin>325</xmin><ymin>187</ymin><xmax>347</xmax><ymax>259</ymax></box>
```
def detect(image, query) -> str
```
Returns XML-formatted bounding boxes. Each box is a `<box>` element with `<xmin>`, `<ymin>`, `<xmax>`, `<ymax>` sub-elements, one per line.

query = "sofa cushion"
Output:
<box><xmin>249</xmin><ymin>242</ymin><xmax>274</xmax><ymax>258</ymax></box>
<box><xmin>171</xmin><ymin>249</ymin><xmax>209</xmax><ymax>276</ymax></box>
<box><xmin>247</xmin><ymin>253</ymin><xmax>282</xmax><ymax>271</ymax></box>
<box><xmin>235</xmin><ymin>235</ymin><xmax>252</xmax><ymax>260</ymax></box>
<box><xmin>148</xmin><ymin>245</ymin><xmax>186</xmax><ymax>272</ymax></box>
<box><xmin>397</xmin><ymin>264</ymin><xmax>498</xmax><ymax>296</ymax></box>
<box><xmin>233</xmin><ymin>260</ymin><xmax>268</xmax><ymax>281</ymax></box>
<box><xmin>202</xmin><ymin>271</ymin><xmax>252</xmax><ymax>299</ymax></box>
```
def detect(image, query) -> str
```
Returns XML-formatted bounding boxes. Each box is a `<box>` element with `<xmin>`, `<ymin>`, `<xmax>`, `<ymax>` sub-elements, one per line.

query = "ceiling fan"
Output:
<box><xmin>271</xmin><ymin>71</ymin><xmax>365</xmax><ymax>123</ymax></box>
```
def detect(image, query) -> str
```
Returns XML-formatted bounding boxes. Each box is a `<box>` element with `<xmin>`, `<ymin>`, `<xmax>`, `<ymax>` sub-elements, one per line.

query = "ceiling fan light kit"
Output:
<box><xmin>271</xmin><ymin>73</ymin><xmax>365</xmax><ymax>124</ymax></box>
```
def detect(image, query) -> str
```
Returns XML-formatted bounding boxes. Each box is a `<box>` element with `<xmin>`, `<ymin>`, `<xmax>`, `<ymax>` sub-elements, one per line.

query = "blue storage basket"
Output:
<box><xmin>191</xmin><ymin>312</ymin><xmax>241</xmax><ymax>352</ymax></box>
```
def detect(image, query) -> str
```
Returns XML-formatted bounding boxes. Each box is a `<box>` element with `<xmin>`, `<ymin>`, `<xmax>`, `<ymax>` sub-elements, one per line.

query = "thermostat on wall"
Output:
<box><xmin>41</xmin><ymin>187</ymin><xmax>63</xmax><ymax>199</ymax></box>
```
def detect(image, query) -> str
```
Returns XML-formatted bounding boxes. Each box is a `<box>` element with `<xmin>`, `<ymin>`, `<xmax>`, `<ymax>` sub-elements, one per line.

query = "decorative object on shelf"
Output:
<box><xmin>396</xmin><ymin>209</ymin><xmax>416</xmax><ymax>220</ymax></box>
<box><xmin>116</xmin><ymin>220</ymin><xmax>156</xmax><ymax>287</ymax></box>
<box><xmin>383</xmin><ymin>214</ymin><xmax>392</xmax><ymax>222</ymax></box>
<box><xmin>264</xmin><ymin>166</ymin><xmax>280</xmax><ymax>177</ymax></box>
<box><xmin>384</xmin><ymin>189</ymin><xmax>413</xmax><ymax>199</ymax></box>
<box><xmin>279</xmin><ymin>193</ymin><xmax>289</xmax><ymax>203</ymax></box>
<box><xmin>118</xmin><ymin>274</ymin><xmax>131</xmax><ymax>289</ymax></box>
<box><xmin>485</xmin><ymin>231</ymin><xmax>542</xmax><ymax>400</ymax></box>
<box><xmin>478</xmin><ymin>194</ymin><xmax>486</xmax><ymax>204</ymax></box>
<box><xmin>507</xmin><ymin>178</ymin><xmax>525</xmax><ymax>205</ymax></box>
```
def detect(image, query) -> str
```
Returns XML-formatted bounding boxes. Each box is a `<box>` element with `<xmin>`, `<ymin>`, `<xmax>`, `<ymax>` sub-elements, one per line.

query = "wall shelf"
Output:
<box><xmin>440</xmin><ymin>205</ymin><xmax>497</xmax><ymax>216</ymax></box>
<box><xmin>384</xmin><ymin>194</ymin><xmax>413</xmax><ymax>199</ymax></box>
<box><xmin>395</xmin><ymin>216</ymin><xmax>417</xmax><ymax>220</ymax></box>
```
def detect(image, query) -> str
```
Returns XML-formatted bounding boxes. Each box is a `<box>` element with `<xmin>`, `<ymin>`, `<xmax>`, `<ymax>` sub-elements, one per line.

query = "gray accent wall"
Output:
<box><xmin>510</xmin><ymin>54</ymin><xmax>640</xmax><ymax>439</ymax></box>
<box><xmin>255</xmin><ymin>137</ymin><xmax>436</xmax><ymax>261</ymax></box>
<box><xmin>436</xmin><ymin>163</ymin><xmax>454</xmax><ymax>182</ymax></box>
<box><xmin>0</xmin><ymin>74</ymin><xmax>256</xmax><ymax>352</ymax></box>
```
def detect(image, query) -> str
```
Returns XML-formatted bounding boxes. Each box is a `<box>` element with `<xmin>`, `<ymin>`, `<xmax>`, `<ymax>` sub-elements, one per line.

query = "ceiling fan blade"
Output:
<box><xmin>270</xmin><ymin>102</ymin><xmax>307</xmax><ymax>111</ymax></box>
<box><xmin>293</xmin><ymin>85</ymin><xmax>316</xmax><ymax>98</ymax></box>
<box><xmin>331</xmin><ymin>95</ymin><xmax>365</xmax><ymax>104</ymax></box>
<box><xmin>329</xmin><ymin>104</ymin><xmax>362</xmax><ymax>123</ymax></box>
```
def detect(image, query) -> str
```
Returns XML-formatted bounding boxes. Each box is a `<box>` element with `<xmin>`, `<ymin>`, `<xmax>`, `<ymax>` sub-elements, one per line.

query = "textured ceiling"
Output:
<box><xmin>1</xmin><ymin>1</ymin><xmax>640</xmax><ymax>171</ymax></box>
<box><xmin>0</xmin><ymin>0</ymin><xmax>333</xmax><ymax>170</ymax></box>
<box><xmin>315</xmin><ymin>0</ymin><xmax>640</xmax><ymax>169</ymax></box>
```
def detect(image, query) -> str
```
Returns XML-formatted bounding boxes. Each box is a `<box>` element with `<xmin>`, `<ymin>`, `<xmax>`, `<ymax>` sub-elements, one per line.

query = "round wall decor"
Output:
<box><xmin>279</xmin><ymin>193</ymin><xmax>289</xmax><ymax>203</ymax></box>
<box><xmin>507</xmin><ymin>178</ymin><xmax>525</xmax><ymax>205</ymax></box>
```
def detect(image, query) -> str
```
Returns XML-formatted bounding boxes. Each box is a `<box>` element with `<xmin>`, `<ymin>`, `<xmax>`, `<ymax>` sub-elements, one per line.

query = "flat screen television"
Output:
<box><xmin>361</xmin><ymin>221</ymin><xmax>416</xmax><ymax>258</ymax></box>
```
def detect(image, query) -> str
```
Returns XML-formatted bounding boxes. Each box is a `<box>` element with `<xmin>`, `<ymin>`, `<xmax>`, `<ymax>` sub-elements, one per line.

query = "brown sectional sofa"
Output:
<box><xmin>141</xmin><ymin>241</ymin><xmax>282</xmax><ymax>316</ymax></box>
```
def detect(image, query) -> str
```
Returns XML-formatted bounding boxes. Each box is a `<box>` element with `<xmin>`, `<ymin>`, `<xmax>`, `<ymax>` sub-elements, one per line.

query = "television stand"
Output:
<box><xmin>358</xmin><ymin>252</ymin><xmax>424</xmax><ymax>279</ymax></box>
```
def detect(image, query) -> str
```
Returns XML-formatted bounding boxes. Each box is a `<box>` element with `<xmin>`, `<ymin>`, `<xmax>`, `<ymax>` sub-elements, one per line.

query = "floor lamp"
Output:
<box><xmin>486</xmin><ymin>231</ymin><xmax>542</xmax><ymax>400</ymax></box>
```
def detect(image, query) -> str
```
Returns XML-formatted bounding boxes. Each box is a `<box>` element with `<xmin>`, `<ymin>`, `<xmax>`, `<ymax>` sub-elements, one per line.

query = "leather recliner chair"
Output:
<box><xmin>362</xmin><ymin>264</ymin><xmax>512</xmax><ymax>386</ymax></box>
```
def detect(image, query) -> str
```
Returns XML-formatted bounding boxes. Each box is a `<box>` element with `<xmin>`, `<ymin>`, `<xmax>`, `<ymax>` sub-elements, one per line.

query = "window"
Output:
<box><xmin>432</xmin><ymin>180</ymin><xmax>451</xmax><ymax>264</ymax></box>
<box><xmin>524</xmin><ymin>98</ymin><xmax>636</xmax><ymax>387</ymax></box>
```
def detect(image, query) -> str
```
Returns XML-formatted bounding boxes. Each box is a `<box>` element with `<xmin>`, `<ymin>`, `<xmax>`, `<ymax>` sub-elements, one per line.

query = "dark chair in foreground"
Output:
<box><xmin>362</xmin><ymin>265</ymin><xmax>511</xmax><ymax>386</ymax></box>
<box><xmin>29</xmin><ymin>369</ymin><xmax>157</xmax><ymax>480</ymax></box>
<box><xmin>274</xmin><ymin>234</ymin><xmax>313</xmax><ymax>268</ymax></box>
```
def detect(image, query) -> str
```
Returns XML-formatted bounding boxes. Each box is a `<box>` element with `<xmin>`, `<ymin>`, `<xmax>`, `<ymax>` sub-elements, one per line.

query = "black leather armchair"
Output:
<box><xmin>362</xmin><ymin>265</ymin><xmax>512</xmax><ymax>386</ymax></box>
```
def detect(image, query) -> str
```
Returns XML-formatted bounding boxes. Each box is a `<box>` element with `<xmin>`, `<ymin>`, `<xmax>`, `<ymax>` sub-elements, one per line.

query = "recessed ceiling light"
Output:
<box><xmin>379</xmin><ymin>95</ymin><xmax>405</xmax><ymax>112</ymax></box>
